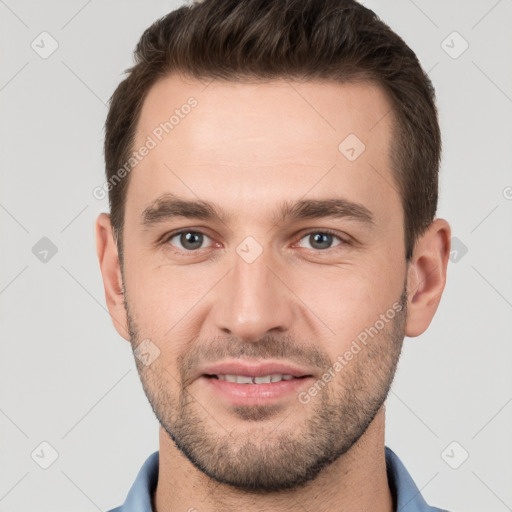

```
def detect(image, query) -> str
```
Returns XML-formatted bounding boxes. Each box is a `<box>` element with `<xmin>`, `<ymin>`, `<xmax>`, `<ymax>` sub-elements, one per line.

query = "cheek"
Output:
<box><xmin>123</xmin><ymin>259</ymin><xmax>219</xmax><ymax>340</ymax></box>
<box><xmin>289</xmin><ymin>259</ymin><xmax>404</xmax><ymax>351</ymax></box>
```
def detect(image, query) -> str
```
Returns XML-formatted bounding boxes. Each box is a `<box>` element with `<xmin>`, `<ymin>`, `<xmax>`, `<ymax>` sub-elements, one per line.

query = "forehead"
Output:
<box><xmin>127</xmin><ymin>74</ymin><xmax>399</xmax><ymax>229</ymax></box>
<box><xmin>136</xmin><ymin>74</ymin><xmax>394</xmax><ymax>156</ymax></box>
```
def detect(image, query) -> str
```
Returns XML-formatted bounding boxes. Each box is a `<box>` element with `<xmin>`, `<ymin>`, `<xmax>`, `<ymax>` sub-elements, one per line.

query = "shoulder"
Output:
<box><xmin>385</xmin><ymin>446</ymin><xmax>452</xmax><ymax>512</ymax></box>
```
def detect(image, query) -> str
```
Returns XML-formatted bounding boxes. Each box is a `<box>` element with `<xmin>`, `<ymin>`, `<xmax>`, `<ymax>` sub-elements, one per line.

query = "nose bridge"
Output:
<box><xmin>213</xmin><ymin>240</ymin><xmax>293</xmax><ymax>341</ymax></box>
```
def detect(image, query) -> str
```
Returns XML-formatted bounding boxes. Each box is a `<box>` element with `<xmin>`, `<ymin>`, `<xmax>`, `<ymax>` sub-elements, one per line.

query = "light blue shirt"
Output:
<box><xmin>108</xmin><ymin>446</ymin><xmax>449</xmax><ymax>511</ymax></box>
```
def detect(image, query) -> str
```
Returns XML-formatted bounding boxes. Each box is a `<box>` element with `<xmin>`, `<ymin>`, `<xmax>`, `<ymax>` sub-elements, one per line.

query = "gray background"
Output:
<box><xmin>1</xmin><ymin>0</ymin><xmax>511</xmax><ymax>511</ymax></box>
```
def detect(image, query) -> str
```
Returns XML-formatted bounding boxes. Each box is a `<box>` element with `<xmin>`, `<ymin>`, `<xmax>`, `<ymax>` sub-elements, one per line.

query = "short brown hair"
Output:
<box><xmin>104</xmin><ymin>0</ymin><xmax>440</xmax><ymax>263</ymax></box>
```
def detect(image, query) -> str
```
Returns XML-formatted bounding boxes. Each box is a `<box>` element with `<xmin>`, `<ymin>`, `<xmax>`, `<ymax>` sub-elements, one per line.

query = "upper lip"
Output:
<box><xmin>198</xmin><ymin>360</ymin><xmax>314</xmax><ymax>379</ymax></box>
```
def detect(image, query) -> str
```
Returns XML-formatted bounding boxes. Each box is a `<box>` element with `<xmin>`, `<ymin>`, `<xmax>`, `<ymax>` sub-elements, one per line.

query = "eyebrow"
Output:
<box><xmin>141</xmin><ymin>193</ymin><xmax>375</xmax><ymax>228</ymax></box>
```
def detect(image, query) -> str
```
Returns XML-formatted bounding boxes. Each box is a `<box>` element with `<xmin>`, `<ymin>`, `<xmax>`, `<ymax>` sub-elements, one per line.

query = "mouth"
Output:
<box><xmin>198</xmin><ymin>359</ymin><xmax>314</xmax><ymax>380</ymax></box>
<box><xmin>197</xmin><ymin>361</ymin><xmax>315</xmax><ymax>406</ymax></box>
<box><xmin>204</xmin><ymin>373</ymin><xmax>308</xmax><ymax>384</ymax></box>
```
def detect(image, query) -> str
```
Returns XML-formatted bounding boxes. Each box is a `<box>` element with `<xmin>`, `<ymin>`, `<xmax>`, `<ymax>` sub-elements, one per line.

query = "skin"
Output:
<box><xmin>96</xmin><ymin>75</ymin><xmax>450</xmax><ymax>512</ymax></box>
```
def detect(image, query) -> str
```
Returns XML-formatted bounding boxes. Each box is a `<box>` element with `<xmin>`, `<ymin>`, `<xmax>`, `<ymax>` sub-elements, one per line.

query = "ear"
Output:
<box><xmin>95</xmin><ymin>213</ymin><xmax>130</xmax><ymax>341</ymax></box>
<box><xmin>405</xmin><ymin>218</ymin><xmax>451</xmax><ymax>337</ymax></box>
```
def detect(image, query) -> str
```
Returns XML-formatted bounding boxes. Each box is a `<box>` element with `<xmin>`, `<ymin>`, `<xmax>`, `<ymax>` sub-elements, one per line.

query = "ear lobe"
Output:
<box><xmin>405</xmin><ymin>218</ymin><xmax>451</xmax><ymax>338</ymax></box>
<box><xmin>95</xmin><ymin>213</ymin><xmax>130</xmax><ymax>341</ymax></box>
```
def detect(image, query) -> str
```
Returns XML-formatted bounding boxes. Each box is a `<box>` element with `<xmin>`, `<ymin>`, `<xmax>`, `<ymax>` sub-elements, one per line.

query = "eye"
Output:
<box><xmin>165</xmin><ymin>230</ymin><xmax>213</xmax><ymax>251</ymax></box>
<box><xmin>161</xmin><ymin>228</ymin><xmax>349</xmax><ymax>254</ymax></box>
<box><xmin>296</xmin><ymin>230</ymin><xmax>346</xmax><ymax>250</ymax></box>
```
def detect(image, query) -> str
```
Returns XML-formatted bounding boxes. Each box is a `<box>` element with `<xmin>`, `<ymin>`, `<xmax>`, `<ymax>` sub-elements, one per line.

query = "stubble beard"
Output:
<box><xmin>125</xmin><ymin>285</ymin><xmax>408</xmax><ymax>493</ymax></box>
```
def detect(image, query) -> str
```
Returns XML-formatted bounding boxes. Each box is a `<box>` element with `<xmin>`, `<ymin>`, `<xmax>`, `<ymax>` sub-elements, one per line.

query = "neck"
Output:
<box><xmin>153</xmin><ymin>406</ymin><xmax>393</xmax><ymax>512</ymax></box>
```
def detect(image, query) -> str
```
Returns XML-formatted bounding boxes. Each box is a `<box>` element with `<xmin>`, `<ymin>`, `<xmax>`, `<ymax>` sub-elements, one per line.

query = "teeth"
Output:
<box><xmin>254</xmin><ymin>375</ymin><xmax>272</xmax><ymax>384</ymax></box>
<box><xmin>216</xmin><ymin>374</ymin><xmax>295</xmax><ymax>384</ymax></box>
<box><xmin>236</xmin><ymin>375</ymin><xmax>254</xmax><ymax>384</ymax></box>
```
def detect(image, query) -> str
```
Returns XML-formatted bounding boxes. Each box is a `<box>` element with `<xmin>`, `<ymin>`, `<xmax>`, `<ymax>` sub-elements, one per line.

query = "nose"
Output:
<box><xmin>211</xmin><ymin>246</ymin><xmax>295</xmax><ymax>342</ymax></box>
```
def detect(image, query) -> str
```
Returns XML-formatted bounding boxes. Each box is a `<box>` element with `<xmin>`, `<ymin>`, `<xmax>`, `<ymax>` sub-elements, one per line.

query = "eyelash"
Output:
<box><xmin>161</xmin><ymin>228</ymin><xmax>350</xmax><ymax>255</ymax></box>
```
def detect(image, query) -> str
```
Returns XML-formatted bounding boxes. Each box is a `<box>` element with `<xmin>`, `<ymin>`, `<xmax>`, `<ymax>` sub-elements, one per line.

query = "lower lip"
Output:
<box><xmin>201</xmin><ymin>376</ymin><xmax>313</xmax><ymax>406</ymax></box>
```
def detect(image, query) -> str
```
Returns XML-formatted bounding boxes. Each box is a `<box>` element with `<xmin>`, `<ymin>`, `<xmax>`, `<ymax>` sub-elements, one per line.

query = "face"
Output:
<box><xmin>120</xmin><ymin>76</ymin><xmax>409</xmax><ymax>491</ymax></box>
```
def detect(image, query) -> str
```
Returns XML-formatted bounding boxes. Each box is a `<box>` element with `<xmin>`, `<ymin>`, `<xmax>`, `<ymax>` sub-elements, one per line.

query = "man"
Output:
<box><xmin>96</xmin><ymin>0</ymin><xmax>451</xmax><ymax>510</ymax></box>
